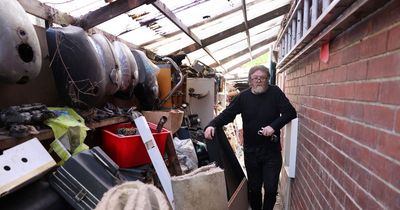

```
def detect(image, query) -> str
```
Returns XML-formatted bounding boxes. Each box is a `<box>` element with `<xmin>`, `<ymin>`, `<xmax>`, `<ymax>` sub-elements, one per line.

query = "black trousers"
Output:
<box><xmin>244</xmin><ymin>147</ymin><xmax>282</xmax><ymax>210</ymax></box>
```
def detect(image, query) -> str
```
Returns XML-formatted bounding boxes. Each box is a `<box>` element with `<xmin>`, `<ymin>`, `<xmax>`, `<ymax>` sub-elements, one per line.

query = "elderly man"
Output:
<box><xmin>204</xmin><ymin>65</ymin><xmax>297</xmax><ymax>210</ymax></box>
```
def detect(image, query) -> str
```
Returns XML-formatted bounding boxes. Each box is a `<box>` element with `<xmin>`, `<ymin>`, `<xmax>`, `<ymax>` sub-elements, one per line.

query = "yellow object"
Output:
<box><xmin>45</xmin><ymin>107</ymin><xmax>89</xmax><ymax>164</ymax></box>
<box><xmin>157</xmin><ymin>64</ymin><xmax>172</xmax><ymax>108</ymax></box>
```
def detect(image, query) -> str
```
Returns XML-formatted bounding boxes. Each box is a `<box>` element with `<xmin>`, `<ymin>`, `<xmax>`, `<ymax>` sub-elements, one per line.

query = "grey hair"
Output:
<box><xmin>248</xmin><ymin>65</ymin><xmax>270</xmax><ymax>82</ymax></box>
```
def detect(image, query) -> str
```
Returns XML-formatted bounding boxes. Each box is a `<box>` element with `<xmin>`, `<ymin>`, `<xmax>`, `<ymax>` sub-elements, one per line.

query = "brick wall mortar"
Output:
<box><xmin>297</xmin><ymin>136</ymin><xmax>347</xmax><ymax>209</ymax></box>
<box><xmin>298</xmin><ymin>114</ymin><xmax>399</xmax><ymax>208</ymax></box>
<box><xmin>296</xmin><ymin>149</ymin><xmax>325</xmax><ymax>209</ymax></box>
<box><xmin>298</xmin><ymin>95</ymin><xmax>400</xmax><ymax>132</ymax></box>
<box><xmin>298</xmin><ymin>123</ymin><xmax>390</xmax><ymax>209</ymax></box>
<box><xmin>299</xmin><ymin>106</ymin><xmax>400</xmax><ymax>165</ymax></box>
<box><xmin>292</xmin><ymin>179</ymin><xmax>307</xmax><ymax>210</ymax></box>
<box><xmin>282</xmin><ymin>1</ymin><xmax>400</xmax><ymax>208</ymax></box>
<box><xmin>300</xmin><ymin>136</ymin><xmax>354</xmax><ymax>209</ymax></box>
<box><xmin>292</xmin><ymin>164</ymin><xmax>315</xmax><ymax>209</ymax></box>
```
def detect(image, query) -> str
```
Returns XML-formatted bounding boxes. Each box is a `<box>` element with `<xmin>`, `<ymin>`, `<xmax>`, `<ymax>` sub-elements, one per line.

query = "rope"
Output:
<box><xmin>95</xmin><ymin>181</ymin><xmax>170</xmax><ymax>210</ymax></box>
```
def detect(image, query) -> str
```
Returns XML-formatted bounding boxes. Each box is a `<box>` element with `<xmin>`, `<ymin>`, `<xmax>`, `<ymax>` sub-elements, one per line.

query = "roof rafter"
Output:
<box><xmin>225</xmin><ymin>48</ymin><xmax>270</xmax><ymax>73</ymax></box>
<box><xmin>19</xmin><ymin>0</ymin><xmax>140</xmax><ymax>49</ymax></box>
<box><xmin>17</xmin><ymin>0</ymin><xmax>76</xmax><ymax>25</ymax></box>
<box><xmin>151</xmin><ymin>0</ymin><xmax>224</xmax><ymax>69</ymax></box>
<box><xmin>139</xmin><ymin>0</ymin><xmax>268</xmax><ymax>46</ymax></box>
<box><xmin>241</xmin><ymin>0</ymin><xmax>253</xmax><ymax>59</ymax></box>
<box><xmin>209</xmin><ymin>35</ymin><xmax>277</xmax><ymax>68</ymax></box>
<box><xmin>77</xmin><ymin>0</ymin><xmax>155</xmax><ymax>30</ymax></box>
<box><xmin>166</xmin><ymin>3</ymin><xmax>290</xmax><ymax>55</ymax></box>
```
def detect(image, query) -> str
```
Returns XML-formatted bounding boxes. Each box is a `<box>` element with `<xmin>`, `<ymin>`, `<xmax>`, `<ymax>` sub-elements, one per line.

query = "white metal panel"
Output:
<box><xmin>283</xmin><ymin>118</ymin><xmax>299</xmax><ymax>178</ymax></box>
<box><xmin>134</xmin><ymin>116</ymin><xmax>175</xmax><ymax>209</ymax></box>
<box><xmin>0</xmin><ymin>138</ymin><xmax>56</xmax><ymax>196</ymax></box>
<box><xmin>186</xmin><ymin>78</ymin><xmax>216</xmax><ymax>129</ymax></box>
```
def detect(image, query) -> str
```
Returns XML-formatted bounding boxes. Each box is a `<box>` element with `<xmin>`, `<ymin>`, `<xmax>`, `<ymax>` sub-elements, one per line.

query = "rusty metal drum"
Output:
<box><xmin>46</xmin><ymin>25</ymin><xmax>108</xmax><ymax>108</ymax></box>
<box><xmin>0</xmin><ymin>0</ymin><xmax>42</xmax><ymax>84</ymax></box>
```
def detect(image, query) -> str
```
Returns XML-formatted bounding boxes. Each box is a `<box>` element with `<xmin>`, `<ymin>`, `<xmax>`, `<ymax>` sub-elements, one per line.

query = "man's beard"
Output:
<box><xmin>251</xmin><ymin>85</ymin><xmax>267</xmax><ymax>94</ymax></box>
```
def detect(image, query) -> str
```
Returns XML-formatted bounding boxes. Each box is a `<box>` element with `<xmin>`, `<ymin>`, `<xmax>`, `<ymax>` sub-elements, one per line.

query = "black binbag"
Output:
<box><xmin>49</xmin><ymin>146</ymin><xmax>124</xmax><ymax>210</ymax></box>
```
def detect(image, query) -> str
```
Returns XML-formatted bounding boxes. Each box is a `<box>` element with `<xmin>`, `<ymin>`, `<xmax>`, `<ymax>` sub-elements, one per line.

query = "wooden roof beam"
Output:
<box><xmin>151</xmin><ymin>0</ymin><xmax>224</xmax><ymax>69</ymax></box>
<box><xmin>241</xmin><ymin>0</ymin><xmax>253</xmax><ymax>59</ymax></box>
<box><xmin>169</xmin><ymin>3</ymin><xmax>290</xmax><ymax>55</ymax></box>
<box><xmin>209</xmin><ymin>36</ymin><xmax>277</xmax><ymax>68</ymax></box>
<box><xmin>140</xmin><ymin>0</ymin><xmax>270</xmax><ymax>46</ymax></box>
<box><xmin>225</xmin><ymin>48</ymin><xmax>270</xmax><ymax>73</ymax></box>
<box><xmin>77</xmin><ymin>0</ymin><xmax>155</xmax><ymax>30</ymax></box>
<box><xmin>18</xmin><ymin>0</ymin><xmax>141</xmax><ymax>50</ymax></box>
<box><xmin>17</xmin><ymin>0</ymin><xmax>76</xmax><ymax>25</ymax></box>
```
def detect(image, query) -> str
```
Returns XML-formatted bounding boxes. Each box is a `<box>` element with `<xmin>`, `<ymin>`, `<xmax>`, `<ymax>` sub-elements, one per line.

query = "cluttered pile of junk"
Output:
<box><xmin>0</xmin><ymin>1</ymin><xmax>246</xmax><ymax>210</ymax></box>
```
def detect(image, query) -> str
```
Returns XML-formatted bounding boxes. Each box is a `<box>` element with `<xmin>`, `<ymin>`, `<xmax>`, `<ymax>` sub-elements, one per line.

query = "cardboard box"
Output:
<box><xmin>142</xmin><ymin>110</ymin><xmax>184</xmax><ymax>134</ymax></box>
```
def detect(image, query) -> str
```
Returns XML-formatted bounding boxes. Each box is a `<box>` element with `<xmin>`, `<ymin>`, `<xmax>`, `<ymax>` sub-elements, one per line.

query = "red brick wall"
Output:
<box><xmin>283</xmin><ymin>0</ymin><xmax>400</xmax><ymax>209</ymax></box>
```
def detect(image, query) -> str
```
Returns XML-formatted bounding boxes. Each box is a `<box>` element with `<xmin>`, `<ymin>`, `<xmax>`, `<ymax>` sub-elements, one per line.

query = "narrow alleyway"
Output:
<box><xmin>237</xmin><ymin>145</ymin><xmax>284</xmax><ymax>210</ymax></box>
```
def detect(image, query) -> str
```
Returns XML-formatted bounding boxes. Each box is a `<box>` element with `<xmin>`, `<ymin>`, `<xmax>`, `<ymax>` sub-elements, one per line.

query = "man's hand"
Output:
<box><xmin>261</xmin><ymin>126</ymin><xmax>275</xmax><ymax>136</ymax></box>
<box><xmin>204</xmin><ymin>126</ymin><xmax>215</xmax><ymax>140</ymax></box>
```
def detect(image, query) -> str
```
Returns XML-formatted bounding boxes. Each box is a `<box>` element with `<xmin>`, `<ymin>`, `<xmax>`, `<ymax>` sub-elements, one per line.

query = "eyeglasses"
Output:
<box><xmin>250</xmin><ymin>77</ymin><xmax>268</xmax><ymax>82</ymax></box>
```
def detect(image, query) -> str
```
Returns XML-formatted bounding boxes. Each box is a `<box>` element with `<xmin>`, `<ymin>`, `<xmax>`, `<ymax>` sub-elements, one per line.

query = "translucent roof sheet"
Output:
<box><xmin>37</xmin><ymin>0</ymin><xmax>291</xmax><ymax>75</ymax></box>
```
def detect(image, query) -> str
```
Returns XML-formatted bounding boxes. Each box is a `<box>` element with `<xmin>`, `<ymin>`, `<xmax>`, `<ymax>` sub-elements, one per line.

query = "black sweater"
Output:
<box><xmin>207</xmin><ymin>85</ymin><xmax>297</xmax><ymax>150</ymax></box>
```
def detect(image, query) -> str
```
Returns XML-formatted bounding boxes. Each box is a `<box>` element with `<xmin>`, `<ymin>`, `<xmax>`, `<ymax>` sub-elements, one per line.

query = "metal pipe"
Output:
<box><xmin>157</xmin><ymin>57</ymin><xmax>184</xmax><ymax>108</ymax></box>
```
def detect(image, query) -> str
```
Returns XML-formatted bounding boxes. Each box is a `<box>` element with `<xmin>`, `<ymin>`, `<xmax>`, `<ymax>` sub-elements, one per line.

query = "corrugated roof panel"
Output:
<box><xmin>38</xmin><ymin>0</ymin><xmax>107</xmax><ymax>17</ymax></box>
<box><xmin>246</xmin><ymin>0</ymin><xmax>290</xmax><ymax>19</ymax></box>
<box><xmin>35</xmin><ymin>0</ymin><xmax>291</xmax><ymax>74</ymax></box>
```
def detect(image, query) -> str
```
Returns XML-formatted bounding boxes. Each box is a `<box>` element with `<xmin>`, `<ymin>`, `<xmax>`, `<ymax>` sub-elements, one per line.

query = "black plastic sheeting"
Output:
<box><xmin>90</xmin><ymin>34</ymin><xmax>122</xmax><ymax>96</ymax></box>
<box><xmin>206</xmin><ymin>127</ymin><xmax>246</xmax><ymax>200</ymax></box>
<box><xmin>131</xmin><ymin>49</ymin><xmax>160</xmax><ymax>110</ymax></box>
<box><xmin>112</xmin><ymin>41</ymin><xmax>138</xmax><ymax>99</ymax></box>
<box><xmin>46</xmin><ymin>26</ymin><xmax>108</xmax><ymax>108</ymax></box>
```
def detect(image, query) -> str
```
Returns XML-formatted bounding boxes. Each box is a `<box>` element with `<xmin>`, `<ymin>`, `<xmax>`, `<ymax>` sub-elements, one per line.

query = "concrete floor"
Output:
<box><xmin>273</xmin><ymin>192</ymin><xmax>284</xmax><ymax>210</ymax></box>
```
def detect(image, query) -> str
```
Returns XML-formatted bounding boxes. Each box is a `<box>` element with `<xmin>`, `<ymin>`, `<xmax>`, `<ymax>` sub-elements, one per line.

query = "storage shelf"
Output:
<box><xmin>0</xmin><ymin>116</ymin><xmax>129</xmax><ymax>150</ymax></box>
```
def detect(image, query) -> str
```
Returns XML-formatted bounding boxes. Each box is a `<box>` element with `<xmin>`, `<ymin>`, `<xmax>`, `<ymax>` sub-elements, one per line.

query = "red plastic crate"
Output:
<box><xmin>101</xmin><ymin>122</ymin><xmax>169</xmax><ymax>168</ymax></box>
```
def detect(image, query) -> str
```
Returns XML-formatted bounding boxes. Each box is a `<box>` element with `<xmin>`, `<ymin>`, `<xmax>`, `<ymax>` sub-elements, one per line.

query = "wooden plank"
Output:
<box><xmin>152</xmin><ymin>0</ymin><xmax>201</xmax><ymax>45</ymax></box>
<box><xmin>165</xmin><ymin>134</ymin><xmax>182</xmax><ymax>176</ymax></box>
<box><xmin>285</xmin><ymin>33</ymin><xmax>289</xmax><ymax>56</ymax></box>
<box><xmin>241</xmin><ymin>0</ymin><xmax>253</xmax><ymax>59</ymax></box>
<box><xmin>19</xmin><ymin>0</ymin><xmax>143</xmax><ymax>51</ymax></box>
<box><xmin>275</xmin><ymin>0</ymin><xmax>304</xmax><ymax>49</ymax></box>
<box><xmin>323</xmin><ymin>0</ymin><xmax>331</xmax><ymax>11</ymax></box>
<box><xmin>303</xmin><ymin>0</ymin><xmax>310</xmax><ymax>36</ymax></box>
<box><xmin>287</xmin><ymin>26</ymin><xmax>291</xmax><ymax>52</ymax></box>
<box><xmin>17</xmin><ymin>0</ymin><xmax>76</xmax><ymax>25</ymax></box>
<box><xmin>86</xmin><ymin>116</ymin><xmax>129</xmax><ymax>129</ymax></box>
<box><xmin>278</xmin><ymin>0</ymin><xmax>390</xmax><ymax>71</ymax></box>
<box><xmin>277</xmin><ymin>0</ymin><xmax>357</xmax><ymax>69</ymax></box>
<box><xmin>291</xmin><ymin>19</ymin><xmax>297</xmax><ymax>48</ymax></box>
<box><xmin>228</xmin><ymin>178</ymin><xmax>248</xmax><ymax>210</ymax></box>
<box><xmin>0</xmin><ymin>129</ymin><xmax>53</xmax><ymax>150</ymax></box>
<box><xmin>0</xmin><ymin>117</ymin><xmax>129</xmax><ymax>150</ymax></box>
<box><xmin>77</xmin><ymin>0</ymin><xmax>153</xmax><ymax>30</ymax></box>
<box><xmin>296</xmin><ymin>9</ymin><xmax>303</xmax><ymax>41</ymax></box>
<box><xmin>311</xmin><ymin>0</ymin><xmax>318</xmax><ymax>24</ymax></box>
<box><xmin>281</xmin><ymin>37</ymin><xmax>284</xmax><ymax>58</ymax></box>
<box><xmin>151</xmin><ymin>1</ymin><xmax>224</xmax><ymax>69</ymax></box>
